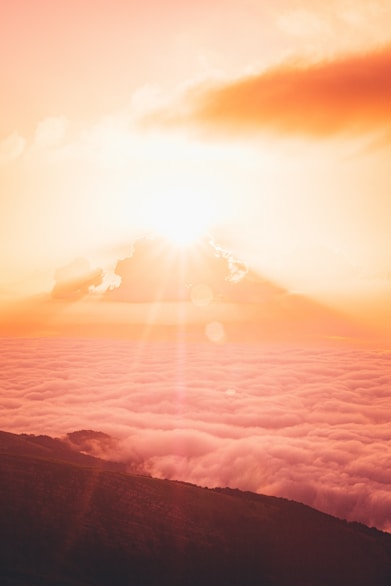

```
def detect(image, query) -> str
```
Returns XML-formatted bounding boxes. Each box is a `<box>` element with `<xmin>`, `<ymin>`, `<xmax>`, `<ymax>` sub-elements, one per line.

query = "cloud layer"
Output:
<box><xmin>1</xmin><ymin>337</ymin><xmax>390</xmax><ymax>532</ymax></box>
<box><xmin>157</xmin><ymin>43</ymin><xmax>391</xmax><ymax>138</ymax></box>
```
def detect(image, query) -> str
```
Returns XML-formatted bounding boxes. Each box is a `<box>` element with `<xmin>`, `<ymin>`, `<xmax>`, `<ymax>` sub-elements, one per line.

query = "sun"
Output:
<box><xmin>147</xmin><ymin>192</ymin><xmax>215</xmax><ymax>247</ymax></box>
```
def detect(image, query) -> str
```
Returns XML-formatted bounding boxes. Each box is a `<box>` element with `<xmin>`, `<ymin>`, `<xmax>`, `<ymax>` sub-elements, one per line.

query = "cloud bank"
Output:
<box><xmin>155</xmin><ymin>43</ymin><xmax>391</xmax><ymax>138</ymax></box>
<box><xmin>107</xmin><ymin>236</ymin><xmax>244</xmax><ymax>302</ymax></box>
<box><xmin>1</xmin><ymin>337</ymin><xmax>390</xmax><ymax>532</ymax></box>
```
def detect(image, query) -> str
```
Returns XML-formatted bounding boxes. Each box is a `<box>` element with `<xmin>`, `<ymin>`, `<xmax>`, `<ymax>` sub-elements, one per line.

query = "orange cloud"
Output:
<box><xmin>157</xmin><ymin>43</ymin><xmax>391</xmax><ymax>137</ymax></box>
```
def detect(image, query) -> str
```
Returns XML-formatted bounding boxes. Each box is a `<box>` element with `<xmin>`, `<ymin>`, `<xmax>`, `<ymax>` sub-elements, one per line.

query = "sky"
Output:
<box><xmin>2</xmin><ymin>0</ymin><xmax>391</xmax><ymax>321</ymax></box>
<box><xmin>1</xmin><ymin>0</ymin><xmax>391</xmax><ymax>531</ymax></box>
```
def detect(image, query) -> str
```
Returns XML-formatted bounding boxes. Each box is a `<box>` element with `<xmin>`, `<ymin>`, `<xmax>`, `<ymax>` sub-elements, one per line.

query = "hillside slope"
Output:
<box><xmin>0</xmin><ymin>433</ymin><xmax>390</xmax><ymax>585</ymax></box>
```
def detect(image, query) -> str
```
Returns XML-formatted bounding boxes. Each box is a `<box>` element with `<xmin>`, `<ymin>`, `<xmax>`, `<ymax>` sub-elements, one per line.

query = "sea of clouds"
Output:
<box><xmin>1</xmin><ymin>337</ymin><xmax>390</xmax><ymax>532</ymax></box>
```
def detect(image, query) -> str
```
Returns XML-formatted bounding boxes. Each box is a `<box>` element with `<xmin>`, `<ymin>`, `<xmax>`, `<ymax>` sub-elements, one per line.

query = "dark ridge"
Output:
<box><xmin>0</xmin><ymin>430</ymin><xmax>125</xmax><ymax>473</ymax></box>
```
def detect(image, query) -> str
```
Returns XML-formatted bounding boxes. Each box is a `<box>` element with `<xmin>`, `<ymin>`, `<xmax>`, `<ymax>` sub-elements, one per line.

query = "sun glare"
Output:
<box><xmin>147</xmin><ymin>192</ymin><xmax>215</xmax><ymax>247</ymax></box>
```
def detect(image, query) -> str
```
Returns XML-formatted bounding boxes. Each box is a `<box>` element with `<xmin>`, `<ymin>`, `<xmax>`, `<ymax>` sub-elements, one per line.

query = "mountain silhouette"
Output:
<box><xmin>0</xmin><ymin>430</ymin><xmax>390</xmax><ymax>585</ymax></box>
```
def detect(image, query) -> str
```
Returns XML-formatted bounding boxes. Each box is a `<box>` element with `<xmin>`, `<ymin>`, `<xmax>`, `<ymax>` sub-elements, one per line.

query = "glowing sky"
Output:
<box><xmin>2</xmin><ymin>0</ymin><xmax>391</xmax><ymax>321</ymax></box>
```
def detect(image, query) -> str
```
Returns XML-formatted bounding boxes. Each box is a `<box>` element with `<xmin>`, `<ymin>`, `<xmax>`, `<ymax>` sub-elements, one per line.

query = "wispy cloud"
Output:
<box><xmin>0</xmin><ymin>132</ymin><xmax>26</xmax><ymax>164</ymax></box>
<box><xmin>33</xmin><ymin>116</ymin><xmax>69</xmax><ymax>149</ymax></box>
<box><xmin>1</xmin><ymin>337</ymin><xmax>390</xmax><ymax>531</ymax></box>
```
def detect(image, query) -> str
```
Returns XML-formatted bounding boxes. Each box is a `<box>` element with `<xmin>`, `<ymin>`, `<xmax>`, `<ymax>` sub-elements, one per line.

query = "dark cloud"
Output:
<box><xmin>151</xmin><ymin>43</ymin><xmax>391</xmax><ymax>138</ymax></box>
<box><xmin>1</xmin><ymin>337</ymin><xmax>390</xmax><ymax>532</ymax></box>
